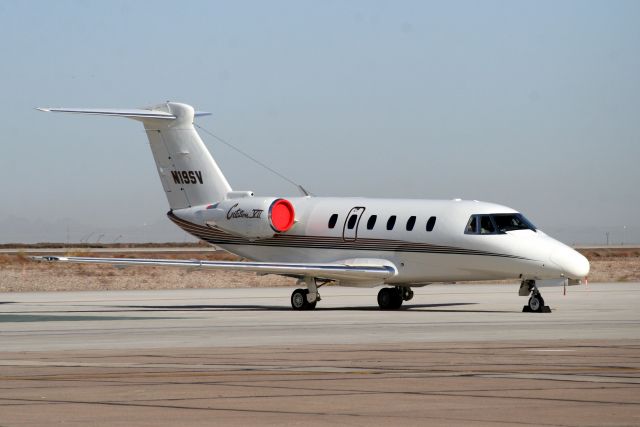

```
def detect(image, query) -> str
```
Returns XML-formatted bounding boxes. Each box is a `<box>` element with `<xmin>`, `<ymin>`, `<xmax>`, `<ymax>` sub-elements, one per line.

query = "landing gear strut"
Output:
<box><xmin>377</xmin><ymin>286</ymin><xmax>413</xmax><ymax>310</ymax></box>
<box><xmin>520</xmin><ymin>280</ymin><xmax>551</xmax><ymax>313</ymax></box>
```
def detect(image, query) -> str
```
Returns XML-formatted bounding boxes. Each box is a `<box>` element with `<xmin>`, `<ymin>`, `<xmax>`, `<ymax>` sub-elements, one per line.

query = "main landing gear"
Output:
<box><xmin>291</xmin><ymin>288</ymin><xmax>317</xmax><ymax>310</ymax></box>
<box><xmin>291</xmin><ymin>277</ymin><xmax>321</xmax><ymax>311</ymax></box>
<box><xmin>290</xmin><ymin>279</ymin><xmax>415</xmax><ymax>311</ymax></box>
<box><xmin>377</xmin><ymin>286</ymin><xmax>413</xmax><ymax>310</ymax></box>
<box><xmin>520</xmin><ymin>279</ymin><xmax>551</xmax><ymax>313</ymax></box>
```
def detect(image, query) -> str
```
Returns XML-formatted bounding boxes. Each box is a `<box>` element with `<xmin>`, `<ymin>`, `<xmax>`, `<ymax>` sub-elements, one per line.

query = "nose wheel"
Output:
<box><xmin>527</xmin><ymin>292</ymin><xmax>545</xmax><ymax>312</ymax></box>
<box><xmin>521</xmin><ymin>280</ymin><xmax>551</xmax><ymax>313</ymax></box>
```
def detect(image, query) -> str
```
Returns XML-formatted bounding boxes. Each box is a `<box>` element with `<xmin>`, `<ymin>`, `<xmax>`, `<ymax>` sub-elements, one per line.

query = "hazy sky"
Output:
<box><xmin>1</xmin><ymin>1</ymin><xmax>638</xmax><ymax>244</ymax></box>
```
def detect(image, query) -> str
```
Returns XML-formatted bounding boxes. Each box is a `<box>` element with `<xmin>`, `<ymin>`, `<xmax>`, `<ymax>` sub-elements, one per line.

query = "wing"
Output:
<box><xmin>32</xmin><ymin>256</ymin><xmax>397</xmax><ymax>286</ymax></box>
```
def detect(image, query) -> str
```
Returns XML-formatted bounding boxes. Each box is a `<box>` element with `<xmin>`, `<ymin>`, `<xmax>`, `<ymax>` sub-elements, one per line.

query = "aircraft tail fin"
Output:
<box><xmin>37</xmin><ymin>102</ymin><xmax>232</xmax><ymax>210</ymax></box>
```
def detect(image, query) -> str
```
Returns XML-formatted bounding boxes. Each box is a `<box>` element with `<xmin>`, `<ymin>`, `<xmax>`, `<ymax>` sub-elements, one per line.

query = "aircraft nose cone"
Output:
<box><xmin>550</xmin><ymin>247</ymin><xmax>590</xmax><ymax>279</ymax></box>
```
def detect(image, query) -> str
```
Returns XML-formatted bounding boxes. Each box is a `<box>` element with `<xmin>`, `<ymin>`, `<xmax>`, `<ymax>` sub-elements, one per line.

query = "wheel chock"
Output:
<box><xmin>522</xmin><ymin>305</ymin><xmax>552</xmax><ymax>313</ymax></box>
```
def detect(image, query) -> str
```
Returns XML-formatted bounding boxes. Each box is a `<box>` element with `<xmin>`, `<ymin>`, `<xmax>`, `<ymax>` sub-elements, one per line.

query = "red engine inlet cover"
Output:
<box><xmin>269</xmin><ymin>199</ymin><xmax>295</xmax><ymax>232</ymax></box>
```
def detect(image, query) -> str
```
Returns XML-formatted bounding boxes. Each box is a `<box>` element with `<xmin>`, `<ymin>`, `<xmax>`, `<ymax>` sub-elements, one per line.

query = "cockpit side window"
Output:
<box><xmin>465</xmin><ymin>216</ymin><xmax>478</xmax><ymax>234</ymax></box>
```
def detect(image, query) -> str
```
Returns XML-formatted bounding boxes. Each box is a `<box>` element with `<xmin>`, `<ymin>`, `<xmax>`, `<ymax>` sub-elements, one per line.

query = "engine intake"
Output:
<box><xmin>269</xmin><ymin>199</ymin><xmax>295</xmax><ymax>232</ymax></box>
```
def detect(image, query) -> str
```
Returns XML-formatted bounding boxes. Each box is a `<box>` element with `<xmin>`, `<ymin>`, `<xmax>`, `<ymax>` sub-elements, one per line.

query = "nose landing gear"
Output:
<box><xmin>520</xmin><ymin>280</ymin><xmax>551</xmax><ymax>313</ymax></box>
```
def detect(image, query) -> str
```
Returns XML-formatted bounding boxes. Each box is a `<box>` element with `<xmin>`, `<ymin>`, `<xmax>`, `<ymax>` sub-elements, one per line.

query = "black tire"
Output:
<box><xmin>528</xmin><ymin>293</ymin><xmax>544</xmax><ymax>312</ymax></box>
<box><xmin>377</xmin><ymin>288</ymin><xmax>391</xmax><ymax>309</ymax></box>
<box><xmin>378</xmin><ymin>288</ymin><xmax>403</xmax><ymax>310</ymax></box>
<box><xmin>291</xmin><ymin>288</ymin><xmax>309</xmax><ymax>310</ymax></box>
<box><xmin>391</xmin><ymin>289</ymin><xmax>403</xmax><ymax>309</ymax></box>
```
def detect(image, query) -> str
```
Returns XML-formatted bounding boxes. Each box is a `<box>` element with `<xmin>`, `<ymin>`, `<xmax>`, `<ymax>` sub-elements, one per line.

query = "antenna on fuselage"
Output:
<box><xmin>195</xmin><ymin>123</ymin><xmax>314</xmax><ymax>197</ymax></box>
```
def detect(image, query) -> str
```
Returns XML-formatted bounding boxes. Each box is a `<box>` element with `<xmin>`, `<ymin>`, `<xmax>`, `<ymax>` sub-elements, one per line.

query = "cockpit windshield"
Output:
<box><xmin>492</xmin><ymin>214</ymin><xmax>536</xmax><ymax>232</ymax></box>
<box><xmin>465</xmin><ymin>213</ymin><xmax>536</xmax><ymax>235</ymax></box>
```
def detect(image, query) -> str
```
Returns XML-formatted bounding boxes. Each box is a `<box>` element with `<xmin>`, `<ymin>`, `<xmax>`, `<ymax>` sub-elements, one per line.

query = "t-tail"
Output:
<box><xmin>37</xmin><ymin>102</ymin><xmax>231</xmax><ymax>209</ymax></box>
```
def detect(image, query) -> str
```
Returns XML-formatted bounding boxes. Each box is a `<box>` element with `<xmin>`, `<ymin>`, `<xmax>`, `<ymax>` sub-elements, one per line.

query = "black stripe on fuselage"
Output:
<box><xmin>167</xmin><ymin>211</ymin><xmax>529</xmax><ymax>260</ymax></box>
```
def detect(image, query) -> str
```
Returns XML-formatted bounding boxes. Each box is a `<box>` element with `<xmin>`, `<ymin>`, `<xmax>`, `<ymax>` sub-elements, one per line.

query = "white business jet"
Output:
<box><xmin>35</xmin><ymin>102</ymin><xmax>589</xmax><ymax>312</ymax></box>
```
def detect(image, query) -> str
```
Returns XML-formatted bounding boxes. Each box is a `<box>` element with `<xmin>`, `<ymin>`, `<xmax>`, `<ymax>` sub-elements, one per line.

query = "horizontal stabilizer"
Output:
<box><xmin>37</xmin><ymin>101</ymin><xmax>228</xmax><ymax>209</ymax></box>
<box><xmin>36</xmin><ymin>107</ymin><xmax>212</xmax><ymax>120</ymax></box>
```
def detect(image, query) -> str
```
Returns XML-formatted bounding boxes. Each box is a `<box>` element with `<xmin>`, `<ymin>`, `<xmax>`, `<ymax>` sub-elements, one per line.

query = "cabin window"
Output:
<box><xmin>386</xmin><ymin>215</ymin><xmax>397</xmax><ymax>230</ymax></box>
<box><xmin>347</xmin><ymin>214</ymin><xmax>358</xmax><ymax>229</ymax></box>
<box><xmin>406</xmin><ymin>216</ymin><xmax>416</xmax><ymax>231</ymax></box>
<box><xmin>328</xmin><ymin>214</ymin><xmax>338</xmax><ymax>229</ymax></box>
<box><xmin>426</xmin><ymin>216</ymin><xmax>437</xmax><ymax>232</ymax></box>
<box><xmin>367</xmin><ymin>215</ymin><xmax>377</xmax><ymax>230</ymax></box>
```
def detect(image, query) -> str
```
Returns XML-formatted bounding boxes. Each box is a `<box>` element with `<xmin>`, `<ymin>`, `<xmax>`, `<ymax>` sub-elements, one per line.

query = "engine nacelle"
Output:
<box><xmin>203</xmin><ymin>197</ymin><xmax>296</xmax><ymax>240</ymax></box>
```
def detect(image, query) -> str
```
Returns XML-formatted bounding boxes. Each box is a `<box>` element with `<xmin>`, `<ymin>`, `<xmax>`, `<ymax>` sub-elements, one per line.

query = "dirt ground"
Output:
<box><xmin>0</xmin><ymin>247</ymin><xmax>638</xmax><ymax>292</ymax></box>
<box><xmin>580</xmin><ymin>247</ymin><xmax>640</xmax><ymax>282</ymax></box>
<box><xmin>0</xmin><ymin>251</ymin><xmax>295</xmax><ymax>292</ymax></box>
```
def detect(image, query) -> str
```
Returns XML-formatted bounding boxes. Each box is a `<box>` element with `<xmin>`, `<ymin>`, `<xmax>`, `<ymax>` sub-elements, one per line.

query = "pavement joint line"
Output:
<box><xmin>0</xmin><ymin>397</ymin><xmax>581</xmax><ymax>426</ymax></box>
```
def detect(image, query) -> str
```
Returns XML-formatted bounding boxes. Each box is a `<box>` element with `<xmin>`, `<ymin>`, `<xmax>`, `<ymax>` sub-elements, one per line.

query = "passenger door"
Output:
<box><xmin>342</xmin><ymin>207</ymin><xmax>366</xmax><ymax>242</ymax></box>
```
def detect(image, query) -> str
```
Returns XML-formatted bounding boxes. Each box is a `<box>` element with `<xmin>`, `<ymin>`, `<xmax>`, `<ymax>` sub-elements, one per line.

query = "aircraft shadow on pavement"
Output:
<box><xmin>122</xmin><ymin>302</ymin><xmax>512</xmax><ymax>313</ymax></box>
<box><xmin>0</xmin><ymin>314</ymin><xmax>171</xmax><ymax>323</ymax></box>
<box><xmin>318</xmin><ymin>303</ymin><xmax>511</xmax><ymax>313</ymax></box>
<box><xmin>125</xmin><ymin>304</ymin><xmax>289</xmax><ymax>312</ymax></box>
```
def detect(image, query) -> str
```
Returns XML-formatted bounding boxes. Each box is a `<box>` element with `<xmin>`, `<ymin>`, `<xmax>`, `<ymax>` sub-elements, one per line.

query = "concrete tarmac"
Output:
<box><xmin>1</xmin><ymin>283</ymin><xmax>639</xmax><ymax>426</ymax></box>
